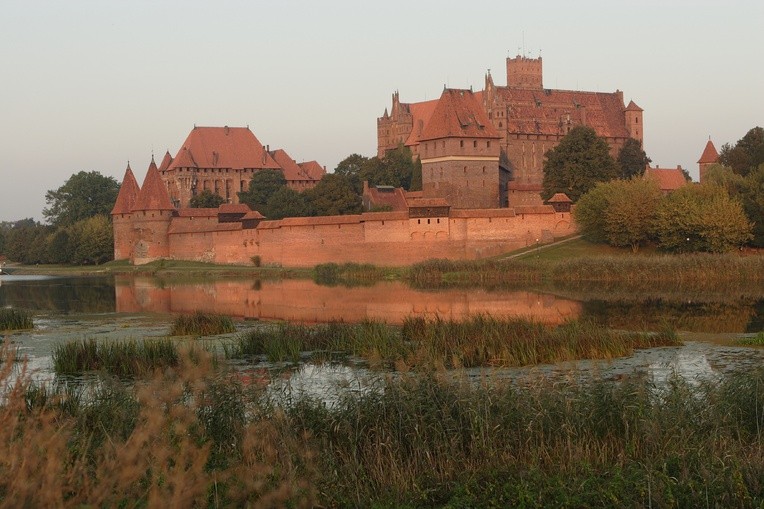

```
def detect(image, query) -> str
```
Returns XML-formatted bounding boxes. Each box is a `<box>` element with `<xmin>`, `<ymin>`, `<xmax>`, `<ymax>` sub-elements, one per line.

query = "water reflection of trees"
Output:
<box><xmin>0</xmin><ymin>277</ymin><xmax>115</xmax><ymax>313</ymax></box>
<box><xmin>582</xmin><ymin>299</ymin><xmax>761</xmax><ymax>333</ymax></box>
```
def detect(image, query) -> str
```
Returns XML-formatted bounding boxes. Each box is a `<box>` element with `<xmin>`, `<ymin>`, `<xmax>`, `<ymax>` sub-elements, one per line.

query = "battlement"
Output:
<box><xmin>506</xmin><ymin>55</ymin><xmax>543</xmax><ymax>89</ymax></box>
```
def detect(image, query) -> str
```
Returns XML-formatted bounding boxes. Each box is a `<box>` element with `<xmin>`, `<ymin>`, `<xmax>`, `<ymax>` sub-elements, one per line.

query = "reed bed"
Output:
<box><xmin>408</xmin><ymin>258</ymin><xmax>542</xmax><ymax>287</ymax></box>
<box><xmin>286</xmin><ymin>367</ymin><xmax>764</xmax><ymax>507</ymax></box>
<box><xmin>52</xmin><ymin>338</ymin><xmax>181</xmax><ymax>377</ymax></box>
<box><xmin>169</xmin><ymin>311</ymin><xmax>236</xmax><ymax>337</ymax></box>
<box><xmin>226</xmin><ymin>316</ymin><xmax>679</xmax><ymax>368</ymax></box>
<box><xmin>313</xmin><ymin>262</ymin><xmax>388</xmax><ymax>286</ymax></box>
<box><xmin>0</xmin><ymin>308</ymin><xmax>33</xmax><ymax>331</ymax></box>
<box><xmin>1</xmin><ymin>344</ymin><xmax>315</xmax><ymax>508</ymax></box>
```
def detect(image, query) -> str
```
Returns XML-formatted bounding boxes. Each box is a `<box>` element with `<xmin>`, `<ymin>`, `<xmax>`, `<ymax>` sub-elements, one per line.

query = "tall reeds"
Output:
<box><xmin>169</xmin><ymin>311</ymin><xmax>236</xmax><ymax>337</ymax></box>
<box><xmin>52</xmin><ymin>338</ymin><xmax>181</xmax><ymax>377</ymax></box>
<box><xmin>0</xmin><ymin>308</ymin><xmax>33</xmax><ymax>331</ymax></box>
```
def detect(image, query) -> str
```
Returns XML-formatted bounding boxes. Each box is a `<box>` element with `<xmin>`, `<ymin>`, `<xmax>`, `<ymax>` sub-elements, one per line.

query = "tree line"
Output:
<box><xmin>571</xmin><ymin>126</ymin><xmax>763</xmax><ymax>252</ymax></box>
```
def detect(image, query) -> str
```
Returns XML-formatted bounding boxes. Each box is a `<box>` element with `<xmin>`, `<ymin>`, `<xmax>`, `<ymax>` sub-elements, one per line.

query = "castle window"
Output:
<box><xmin>463</xmin><ymin>166</ymin><xmax>467</xmax><ymax>174</ymax></box>
<box><xmin>427</xmin><ymin>219</ymin><xmax>431</xmax><ymax>224</ymax></box>
<box><xmin>417</xmin><ymin>219</ymin><xmax>421</xmax><ymax>224</ymax></box>
<box><xmin>499</xmin><ymin>122</ymin><xmax>503</xmax><ymax>128</ymax></box>
<box><xmin>442</xmin><ymin>141</ymin><xmax>446</xmax><ymax>149</ymax></box>
<box><xmin>635</xmin><ymin>117</ymin><xmax>639</xmax><ymax>124</ymax></box>
<box><xmin>473</xmin><ymin>141</ymin><xmax>477</xmax><ymax>148</ymax></box>
<box><xmin>437</xmin><ymin>218</ymin><xmax>440</xmax><ymax>224</ymax></box>
<box><xmin>487</xmin><ymin>141</ymin><xmax>491</xmax><ymax>148</ymax></box>
<box><xmin>460</xmin><ymin>140</ymin><xmax>464</xmax><ymax>148</ymax></box>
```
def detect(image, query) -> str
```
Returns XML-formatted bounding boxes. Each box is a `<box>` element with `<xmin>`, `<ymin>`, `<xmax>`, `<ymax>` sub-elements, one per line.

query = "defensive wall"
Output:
<box><xmin>130</xmin><ymin>205</ymin><xmax>574</xmax><ymax>267</ymax></box>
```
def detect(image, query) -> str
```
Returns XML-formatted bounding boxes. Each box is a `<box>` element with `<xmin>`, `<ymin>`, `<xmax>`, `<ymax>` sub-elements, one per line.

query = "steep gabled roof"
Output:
<box><xmin>297</xmin><ymin>160</ymin><xmax>326</xmax><ymax>180</ymax></box>
<box><xmin>158</xmin><ymin>150</ymin><xmax>173</xmax><ymax>171</ymax></box>
<box><xmin>269</xmin><ymin>148</ymin><xmax>306</xmax><ymax>182</ymax></box>
<box><xmin>420</xmin><ymin>89</ymin><xmax>500</xmax><ymax>141</ymax></box>
<box><xmin>698</xmin><ymin>139</ymin><xmax>719</xmax><ymax>164</ymax></box>
<box><xmin>546</xmin><ymin>193</ymin><xmax>572</xmax><ymax>203</ymax></box>
<box><xmin>496</xmin><ymin>87</ymin><xmax>631</xmax><ymax>138</ymax></box>
<box><xmin>403</xmin><ymin>98</ymin><xmax>439</xmax><ymax>147</ymax></box>
<box><xmin>133</xmin><ymin>160</ymin><xmax>175</xmax><ymax>211</ymax></box>
<box><xmin>111</xmin><ymin>163</ymin><xmax>140</xmax><ymax>215</ymax></box>
<box><xmin>364</xmin><ymin>185</ymin><xmax>408</xmax><ymax>211</ymax></box>
<box><xmin>167</xmin><ymin>126</ymin><xmax>280</xmax><ymax>171</ymax></box>
<box><xmin>625</xmin><ymin>100</ymin><xmax>643</xmax><ymax>112</ymax></box>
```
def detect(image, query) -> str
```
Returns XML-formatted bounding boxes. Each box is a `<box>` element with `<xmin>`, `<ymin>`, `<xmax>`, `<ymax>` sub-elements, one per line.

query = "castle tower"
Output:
<box><xmin>697</xmin><ymin>139</ymin><xmax>719</xmax><ymax>184</ymax></box>
<box><xmin>131</xmin><ymin>157</ymin><xmax>176</xmax><ymax>264</ymax></box>
<box><xmin>419</xmin><ymin>89</ymin><xmax>504</xmax><ymax>208</ymax></box>
<box><xmin>110</xmin><ymin>162</ymin><xmax>140</xmax><ymax>261</ymax></box>
<box><xmin>506</xmin><ymin>55</ymin><xmax>543</xmax><ymax>89</ymax></box>
<box><xmin>624</xmin><ymin>100</ymin><xmax>644</xmax><ymax>143</ymax></box>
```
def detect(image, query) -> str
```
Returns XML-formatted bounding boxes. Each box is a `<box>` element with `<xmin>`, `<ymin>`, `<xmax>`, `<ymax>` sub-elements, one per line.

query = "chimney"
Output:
<box><xmin>224</xmin><ymin>125</ymin><xmax>229</xmax><ymax>135</ymax></box>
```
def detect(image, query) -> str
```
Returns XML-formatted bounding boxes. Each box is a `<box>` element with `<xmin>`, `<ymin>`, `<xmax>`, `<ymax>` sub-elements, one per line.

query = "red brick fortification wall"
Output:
<box><xmin>131</xmin><ymin>210</ymin><xmax>173</xmax><ymax>264</ymax></box>
<box><xmin>116</xmin><ymin>278</ymin><xmax>582</xmax><ymax>325</ymax></box>
<box><xmin>154</xmin><ymin>207</ymin><xmax>575</xmax><ymax>267</ymax></box>
<box><xmin>113</xmin><ymin>214</ymin><xmax>135</xmax><ymax>260</ymax></box>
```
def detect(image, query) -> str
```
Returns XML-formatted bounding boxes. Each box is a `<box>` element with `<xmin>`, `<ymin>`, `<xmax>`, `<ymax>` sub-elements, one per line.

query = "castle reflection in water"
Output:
<box><xmin>115</xmin><ymin>276</ymin><xmax>581</xmax><ymax>325</ymax></box>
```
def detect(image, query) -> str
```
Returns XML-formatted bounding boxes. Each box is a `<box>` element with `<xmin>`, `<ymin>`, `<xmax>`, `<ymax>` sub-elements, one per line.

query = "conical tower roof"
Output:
<box><xmin>158</xmin><ymin>150</ymin><xmax>173</xmax><ymax>171</ymax></box>
<box><xmin>420</xmin><ymin>88</ymin><xmax>500</xmax><ymax>141</ymax></box>
<box><xmin>133</xmin><ymin>158</ymin><xmax>175</xmax><ymax>211</ymax></box>
<box><xmin>111</xmin><ymin>163</ymin><xmax>140</xmax><ymax>215</ymax></box>
<box><xmin>625</xmin><ymin>100</ymin><xmax>643</xmax><ymax>112</ymax></box>
<box><xmin>697</xmin><ymin>139</ymin><xmax>719</xmax><ymax>164</ymax></box>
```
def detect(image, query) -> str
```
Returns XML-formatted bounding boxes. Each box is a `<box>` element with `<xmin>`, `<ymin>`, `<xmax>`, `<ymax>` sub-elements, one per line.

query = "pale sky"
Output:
<box><xmin>1</xmin><ymin>0</ymin><xmax>762</xmax><ymax>222</ymax></box>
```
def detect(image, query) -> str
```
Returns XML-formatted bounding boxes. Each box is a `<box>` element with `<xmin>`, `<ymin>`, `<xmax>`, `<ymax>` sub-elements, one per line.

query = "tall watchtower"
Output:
<box><xmin>506</xmin><ymin>55</ymin><xmax>543</xmax><ymax>89</ymax></box>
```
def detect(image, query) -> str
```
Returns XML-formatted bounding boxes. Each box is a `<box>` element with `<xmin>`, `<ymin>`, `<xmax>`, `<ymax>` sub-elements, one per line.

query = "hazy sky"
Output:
<box><xmin>1</xmin><ymin>0</ymin><xmax>762</xmax><ymax>222</ymax></box>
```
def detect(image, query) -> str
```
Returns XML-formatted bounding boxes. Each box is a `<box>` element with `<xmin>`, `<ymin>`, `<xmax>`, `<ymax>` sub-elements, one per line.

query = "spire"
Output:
<box><xmin>111</xmin><ymin>164</ymin><xmax>140</xmax><ymax>215</ymax></box>
<box><xmin>133</xmin><ymin>158</ymin><xmax>174</xmax><ymax>212</ymax></box>
<box><xmin>698</xmin><ymin>139</ymin><xmax>719</xmax><ymax>164</ymax></box>
<box><xmin>159</xmin><ymin>150</ymin><xmax>173</xmax><ymax>171</ymax></box>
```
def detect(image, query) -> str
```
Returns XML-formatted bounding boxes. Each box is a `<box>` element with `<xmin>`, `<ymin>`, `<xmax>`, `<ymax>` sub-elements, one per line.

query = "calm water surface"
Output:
<box><xmin>2</xmin><ymin>274</ymin><xmax>762</xmax><ymax>390</ymax></box>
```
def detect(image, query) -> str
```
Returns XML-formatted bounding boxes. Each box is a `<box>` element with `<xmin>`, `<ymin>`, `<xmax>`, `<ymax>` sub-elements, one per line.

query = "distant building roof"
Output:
<box><xmin>698</xmin><ymin>139</ymin><xmax>720</xmax><ymax>164</ymax></box>
<box><xmin>420</xmin><ymin>89</ymin><xmax>500</xmax><ymax>141</ymax></box>
<box><xmin>297</xmin><ymin>160</ymin><xmax>326</xmax><ymax>180</ymax></box>
<box><xmin>363</xmin><ymin>183</ymin><xmax>409</xmax><ymax>211</ymax></box>
<box><xmin>111</xmin><ymin>163</ymin><xmax>140</xmax><ymax>215</ymax></box>
<box><xmin>167</xmin><ymin>126</ymin><xmax>280</xmax><ymax>171</ymax></box>
<box><xmin>644</xmin><ymin>165</ymin><xmax>688</xmax><ymax>192</ymax></box>
<box><xmin>546</xmin><ymin>193</ymin><xmax>572</xmax><ymax>203</ymax></box>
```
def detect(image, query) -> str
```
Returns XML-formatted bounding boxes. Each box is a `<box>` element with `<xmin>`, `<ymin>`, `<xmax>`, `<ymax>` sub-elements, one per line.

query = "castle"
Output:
<box><xmin>155</xmin><ymin>126</ymin><xmax>326</xmax><ymax>208</ymax></box>
<box><xmin>378</xmin><ymin>55</ymin><xmax>643</xmax><ymax>206</ymax></box>
<box><xmin>112</xmin><ymin>92</ymin><xmax>576</xmax><ymax>266</ymax></box>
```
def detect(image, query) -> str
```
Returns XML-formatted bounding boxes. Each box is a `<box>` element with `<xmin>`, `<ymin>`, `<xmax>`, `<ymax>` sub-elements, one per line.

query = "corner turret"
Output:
<box><xmin>131</xmin><ymin>158</ymin><xmax>176</xmax><ymax>264</ymax></box>
<box><xmin>111</xmin><ymin>162</ymin><xmax>141</xmax><ymax>261</ymax></box>
<box><xmin>697</xmin><ymin>139</ymin><xmax>719</xmax><ymax>183</ymax></box>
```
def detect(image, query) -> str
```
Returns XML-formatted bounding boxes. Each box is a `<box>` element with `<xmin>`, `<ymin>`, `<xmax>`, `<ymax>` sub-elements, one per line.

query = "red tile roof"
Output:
<box><xmin>134</xmin><ymin>160</ymin><xmax>175</xmax><ymax>211</ymax></box>
<box><xmin>420</xmin><ymin>89</ymin><xmax>500</xmax><ymax>141</ymax></box>
<box><xmin>176</xmin><ymin>209</ymin><xmax>218</xmax><ymax>217</ymax></box>
<box><xmin>644</xmin><ymin>166</ymin><xmax>688</xmax><ymax>192</ymax></box>
<box><xmin>297</xmin><ymin>160</ymin><xmax>326</xmax><ymax>180</ymax></box>
<box><xmin>364</xmin><ymin>185</ymin><xmax>409</xmax><ymax>211</ymax></box>
<box><xmin>698</xmin><ymin>140</ymin><xmax>719</xmax><ymax>164</ymax></box>
<box><xmin>408</xmin><ymin>198</ymin><xmax>450</xmax><ymax>208</ymax></box>
<box><xmin>403</xmin><ymin>98</ymin><xmax>439</xmax><ymax>147</ymax></box>
<box><xmin>546</xmin><ymin>193</ymin><xmax>572</xmax><ymax>203</ymax></box>
<box><xmin>625</xmin><ymin>100</ymin><xmax>643</xmax><ymax>112</ymax></box>
<box><xmin>497</xmin><ymin>87</ymin><xmax>630</xmax><ymax>139</ymax></box>
<box><xmin>158</xmin><ymin>150</ymin><xmax>173</xmax><ymax>171</ymax></box>
<box><xmin>218</xmin><ymin>203</ymin><xmax>251</xmax><ymax>214</ymax></box>
<box><xmin>167</xmin><ymin>126</ymin><xmax>280</xmax><ymax>171</ymax></box>
<box><xmin>111</xmin><ymin>164</ymin><xmax>140</xmax><ymax>215</ymax></box>
<box><xmin>242</xmin><ymin>210</ymin><xmax>265</xmax><ymax>220</ymax></box>
<box><xmin>270</xmin><ymin>149</ymin><xmax>307</xmax><ymax>182</ymax></box>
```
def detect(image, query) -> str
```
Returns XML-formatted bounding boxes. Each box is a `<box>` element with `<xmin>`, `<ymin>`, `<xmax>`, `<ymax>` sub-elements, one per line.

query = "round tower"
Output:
<box><xmin>130</xmin><ymin>157</ymin><xmax>176</xmax><ymax>265</ymax></box>
<box><xmin>111</xmin><ymin>163</ymin><xmax>140</xmax><ymax>261</ymax></box>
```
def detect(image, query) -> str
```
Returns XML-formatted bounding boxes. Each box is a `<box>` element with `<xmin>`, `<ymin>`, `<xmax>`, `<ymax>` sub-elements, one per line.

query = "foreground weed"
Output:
<box><xmin>0</xmin><ymin>308</ymin><xmax>33</xmax><ymax>331</ymax></box>
<box><xmin>52</xmin><ymin>338</ymin><xmax>181</xmax><ymax>377</ymax></box>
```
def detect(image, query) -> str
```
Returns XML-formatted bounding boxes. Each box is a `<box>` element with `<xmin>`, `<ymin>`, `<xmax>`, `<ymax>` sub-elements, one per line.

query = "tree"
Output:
<box><xmin>46</xmin><ymin>228</ymin><xmax>72</xmax><ymax>264</ymax></box>
<box><xmin>334</xmin><ymin>153</ymin><xmax>370</xmax><ymax>194</ymax></box>
<box><xmin>602</xmin><ymin>178</ymin><xmax>662</xmax><ymax>252</ymax></box>
<box><xmin>574</xmin><ymin>177</ymin><xmax>661</xmax><ymax>252</ymax></box>
<box><xmin>68</xmin><ymin>215</ymin><xmax>114</xmax><ymax>265</ymax></box>
<box><xmin>653</xmin><ymin>184</ymin><xmax>752</xmax><ymax>253</ymax></box>
<box><xmin>542</xmin><ymin>126</ymin><xmax>619</xmax><ymax>202</ymax></box>
<box><xmin>705</xmin><ymin>163</ymin><xmax>764</xmax><ymax>247</ymax></box>
<box><xmin>43</xmin><ymin>171</ymin><xmax>120</xmax><ymax>227</ymax></box>
<box><xmin>264</xmin><ymin>187</ymin><xmax>314</xmax><ymax>219</ymax></box>
<box><xmin>190</xmin><ymin>189</ymin><xmax>225</xmax><ymax>208</ymax></box>
<box><xmin>237</xmin><ymin>169</ymin><xmax>287</xmax><ymax>214</ymax></box>
<box><xmin>617</xmin><ymin>138</ymin><xmax>651</xmax><ymax>179</ymax></box>
<box><xmin>719</xmin><ymin>126</ymin><xmax>764</xmax><ymax>176</ymax></box>
<box><xmin>306</xmin><ymin>174</ymin><xmax>362</xmax><ymax>216</ymax></box>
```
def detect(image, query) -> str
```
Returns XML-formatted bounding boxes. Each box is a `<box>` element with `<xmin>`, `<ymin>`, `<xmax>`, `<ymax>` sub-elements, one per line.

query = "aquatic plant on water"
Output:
<box><xmin>170</xmin><ymin>311</ymin><xmax>236</xmax><ymax>337</ymax></box>
<box><xmin>52</xmin><ymin>338</ymin><xmax>181</xmax><ymax>377</ymax></box>
<box><xmin>0</xmin><ymin>308</ymin><xmax>33</xmax><ymax>331</ymax></box>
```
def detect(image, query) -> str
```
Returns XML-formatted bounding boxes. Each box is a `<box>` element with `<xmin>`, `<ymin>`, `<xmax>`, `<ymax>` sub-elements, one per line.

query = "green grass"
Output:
<box><xmin>169</xmin><ymin>311</ymin><xmax>236</xmax><ymax>337</ymax></box>
<box><xmin>52</xmin><ymin>338</ymin><xmax>181</xmax><ymax>377</ymax></box>
<box><xmin>0</xmin><ymin>308</ymin><xmax>33</xmax><ymax>331</ymax></box>
<box><xmin>226</xmin><ymin>316</ymin><xmax>680</xmax><ymax>369</ymax></box>
<box><xmin>738</xmin><ymin>331</ymin><xmax>764</xmax><ymax>346</ymax></box>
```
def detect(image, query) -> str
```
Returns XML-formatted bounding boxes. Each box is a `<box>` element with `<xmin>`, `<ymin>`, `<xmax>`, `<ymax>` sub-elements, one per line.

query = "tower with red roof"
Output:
<box><xmin>697</xmin><ymin>139</ymin><xmax>720</xmax><ymax>183</ymax></box>
<box><xmin>110</xmin><ymin>162</ymin><xmax>140</xmax><ymax>260</ymax></box>
<box><xmin>130</xmin><ymin>157</ymin><xmax>176</xmax><ymax>264</ymax></box>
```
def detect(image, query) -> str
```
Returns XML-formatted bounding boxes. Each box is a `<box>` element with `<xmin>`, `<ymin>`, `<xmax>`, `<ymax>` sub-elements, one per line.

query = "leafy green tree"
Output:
<box><xmin>43</xmin><ymin>171</ymin><xmax>120</xmax><ymax>227</ymax></box>
<box><xmin>237</xmin><ymin>169</ymin><xmax>287</xmax><ymax>213</ymax></box>
<box><xmin>653</xmin><ymin>184</ymin><xmax>752</xmax><ymax>253</ymax></box>
<box><xmin>602</xmin><ymin>178</ymin><xmax>662</xmax><ymax>252</ymax></box>
<box><xmin>574</xmin><ymin>178</ymin><xmax>661</xmax><ymax>251</ymax></box>
<box><xmin>46</xmin><ymin>228</ymin><xmax>72</xmax><ymax>264</ymax></box>
<box><xmin>719</xmin><ymin>126</ymin><xmax>764</xmax><ymax>176</ymax></box>
<box><xmin>264</xmin><ymin>187</ymin><xmax>314</xmax><ymax>219</ymax></box>
<box><xmin>68</xmin><ymin>215</ymin><xmax>114</xmax><ymax>265</ymax></box>
<box><xmin>573</xmin><ymin>183</ymin><xmax>611</xmax><ymax>243</ymax></box>
<box><xmin>334</xmin><ymin>154</ymin><xmax>370</xmax><ymax>194</ymax></box>
<box><xmin>705</xmin><ymin>163</ymin><xmax>764</xmax><ymax>247</ymax></box>
<box><xmin>542</xmin><ymin>126</ymin><xmax>619</xmax><ymax>202</ymax></box>
<box><xmin>190</xmin><ymin>189</ymin><xmax>225</xmax><ymax>208</ymax></box>
<box><xmin>617</xmin><ymin>138</ymin><xmax>651</xmax><ymax>179</ymax></box>
<box><xmin>306</xmin><ymin>174</ymin><xmax>362</xmax><ymax>216</ymax></box>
